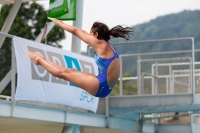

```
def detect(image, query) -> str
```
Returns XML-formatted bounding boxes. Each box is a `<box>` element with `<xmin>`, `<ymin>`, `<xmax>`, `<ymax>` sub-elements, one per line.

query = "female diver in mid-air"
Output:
<box><xmin>28</xmin><ymin>17</ymin><xmax>133</xmax><ymax>98</ymax></box>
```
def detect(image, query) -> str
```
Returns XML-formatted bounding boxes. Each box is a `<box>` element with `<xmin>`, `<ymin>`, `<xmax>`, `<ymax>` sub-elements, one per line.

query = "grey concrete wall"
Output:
<box><xmin>191</xmin><ymin>123</ymin><xmax>200</xmax><ymax>133</ymax></box>
<box><xmin>158</xmin><ymin>123</ymin><xmax>192</xmax><ymax>133</ymax></box>
<box><xmin>142</xmin><ymin>123</ymin><xmax>155</xmax><ymax>133</ymax></box>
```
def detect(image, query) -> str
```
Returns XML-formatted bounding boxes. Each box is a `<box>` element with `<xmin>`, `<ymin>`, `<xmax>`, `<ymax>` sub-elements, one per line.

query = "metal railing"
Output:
<box><xmin>87</xmin><ymin>37</ymin><xmax>196</xmax><ymax>100</ymax></box>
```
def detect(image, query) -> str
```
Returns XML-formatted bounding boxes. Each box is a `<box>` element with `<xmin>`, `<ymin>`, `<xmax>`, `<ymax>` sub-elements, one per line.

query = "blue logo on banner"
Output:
<box><xmin>80</xmin><ymin>91</ymin><xmax>95</xmax><ymax>103</ymax></box>
<box><xmin>64</xmin><ymin>55</ymin><xmax>81</xmax><ymax>86</ymax></box>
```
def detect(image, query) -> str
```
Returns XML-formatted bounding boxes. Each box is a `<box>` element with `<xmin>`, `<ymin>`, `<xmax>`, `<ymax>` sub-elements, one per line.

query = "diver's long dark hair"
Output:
<box><xmin>91</xmin><ymin>22</ymin><xmax>134</xmax><ymax>41</ymax></box>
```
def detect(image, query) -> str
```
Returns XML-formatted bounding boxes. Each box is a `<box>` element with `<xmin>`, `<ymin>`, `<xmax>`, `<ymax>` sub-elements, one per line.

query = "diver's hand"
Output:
<box><xmin>47</xmin><ymin>17</ymin><xmax>63</xmax><ymax>25</ymax></box>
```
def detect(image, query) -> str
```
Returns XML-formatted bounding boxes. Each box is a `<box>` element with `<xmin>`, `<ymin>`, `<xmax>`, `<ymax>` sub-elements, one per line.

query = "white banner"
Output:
<box><xmin>13</xmin><ymin>36</ymin><xmax>99</xmax><ymax>112</ymax></box>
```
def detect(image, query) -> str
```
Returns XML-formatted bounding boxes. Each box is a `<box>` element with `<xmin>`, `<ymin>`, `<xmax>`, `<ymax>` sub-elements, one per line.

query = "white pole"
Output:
<box><xmin>0</xmin><ymin>0</ymin><xmax>22</xmax><ymax>48</ymax></box>
<box><xmin>119</xmin><ymin>55</ymin><xmax>123</xmax><ymax>96</ymax></box>
<box><xmin>137</xmin><ymin>56</ymin><xmax>141</xmax><ymax>95</ymax></box>
<box><xmin>191</xmin><ymin>38</ymin><xmax>196</xmax><ymax>103</ymax></box>
<box><xmin>155</xmin><ymin>61</ymin><xmax>158</xmax><ymax>94</ymax></box>
<box><xmin>169</xmin><ymin>65</ymin><xmax>172</xmax><ymax>94</ymax></box>
<box><xmin>151</xmin><ymin>65</ymin><xmax>154</xmax><ymax>94</ymax></box>
<box><xmin>71</xmin><ymin>0</ymin><xmax>83</xmax><ymax>54</ymax></box>
<box><xmin>34</xmin><ymin>22</ymin><xmax>55</xmax><ymax>43</ymax></box>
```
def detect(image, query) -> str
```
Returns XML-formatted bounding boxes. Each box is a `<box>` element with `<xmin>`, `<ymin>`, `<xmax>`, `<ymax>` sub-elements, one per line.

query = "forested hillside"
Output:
<box><xmin>111</xmin><ymin>10</ymin><xmax>200</xmax><ymax>47</ymax></box>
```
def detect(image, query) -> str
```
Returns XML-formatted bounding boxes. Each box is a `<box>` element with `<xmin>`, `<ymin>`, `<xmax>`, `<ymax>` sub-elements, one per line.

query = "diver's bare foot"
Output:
<box><xmin>27</xmin><ymin>51</ymin><xmax>40</xmax><ymax>65</ymax></box>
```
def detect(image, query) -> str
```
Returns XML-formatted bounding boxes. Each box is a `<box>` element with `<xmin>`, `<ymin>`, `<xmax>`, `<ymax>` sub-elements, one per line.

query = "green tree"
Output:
<box><xmin>0</xmin><ymin>2</ymin><xmax>65</xmax><ymax>47</ymax></box>
<box><xmin>0</xmin><ymin>2</ymin><xmax>65</xmax><ymax>96</ymax></box>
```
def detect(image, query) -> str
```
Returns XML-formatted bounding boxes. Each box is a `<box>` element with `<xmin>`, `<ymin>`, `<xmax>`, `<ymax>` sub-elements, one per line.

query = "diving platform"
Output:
<box><xmin>0</xmin><ymin>93</ymin><xmax>200</xmax><ymax>133</ymax></box>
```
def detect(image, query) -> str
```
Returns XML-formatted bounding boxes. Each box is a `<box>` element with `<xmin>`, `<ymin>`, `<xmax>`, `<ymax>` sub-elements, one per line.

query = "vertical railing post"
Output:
<box><xmin>105</xmin><ymin>96</ymin><xmax>109</xmax><ymax>128</ymax></box>
<box><xmin>172</xmin><ymin>71</ymin><xmax>175</xmax><ymax>94</ymax></box>
<box><xmin>119</xmin><ymin>55</ymin><xmax>123</xmax><ymax>96</ymax></box>
<box><xmin>137</xmin><ymin>55</ymin><xmax>141</xmax><ymax>95</ymax></box>
<box><xmin>169</xmin><ymin>65</ymin><xmax>172</xmax><ymax>94</ymax></box>
<box><xmin>141</xmin><ymin>73</ymin><xmax>144</xmax><ymax>95</ymax></box>
<box><xmin>189</xmin><ymin>58</ymin><xmax>192</xmax><ymax>93</ymax></box>
<box><xmin>166</xmin><ymin>77</ymin><xmax>169</xmax><ymax>94</ymax></box>
<box><xmin>191</xmin><ymin>37</ymin><xmax>196</xmax><ymax>103</ymax></box>
<box><xmin>151</xmin><ymin>65</ymin><xmax>154</xmax><ymax>94</ymax></box>
<box><xmin>155</xmin><ymin>61</ymin><xmax>158</xmax><ymax>94</ymax></box>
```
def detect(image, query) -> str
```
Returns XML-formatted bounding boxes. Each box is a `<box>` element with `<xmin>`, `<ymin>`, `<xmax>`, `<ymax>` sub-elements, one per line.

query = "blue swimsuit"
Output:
<box><xmin>94</xmin><ymin>41</ymin><xmax>119</xmax><ymax>98</ymax></box>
